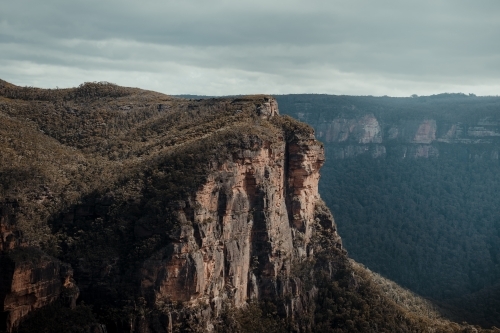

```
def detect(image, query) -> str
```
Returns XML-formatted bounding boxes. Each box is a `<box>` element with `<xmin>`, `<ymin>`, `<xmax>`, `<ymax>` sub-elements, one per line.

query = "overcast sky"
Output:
<box><xmin>1</xmin><ymin>0</ymin><xmax>499</xmax><ymax>96</ymax></box>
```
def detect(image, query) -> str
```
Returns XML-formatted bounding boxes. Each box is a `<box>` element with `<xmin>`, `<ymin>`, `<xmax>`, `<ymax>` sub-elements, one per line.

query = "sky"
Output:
<box><xmin>1</xmin><ymin>0</ymin><xmax>499</xmax><ymax>96</ymax></box>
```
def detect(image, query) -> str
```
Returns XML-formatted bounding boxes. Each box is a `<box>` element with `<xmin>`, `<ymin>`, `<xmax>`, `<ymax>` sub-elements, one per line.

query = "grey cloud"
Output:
<box><xmin>1</xmin><ymin>0</ymin><xmax>499</xmax><ymax>95</ymax></box>
<box><xmin>5</xmin><ymin>0</ymin><xmax>499</xmax><ymax>47</ymax></box>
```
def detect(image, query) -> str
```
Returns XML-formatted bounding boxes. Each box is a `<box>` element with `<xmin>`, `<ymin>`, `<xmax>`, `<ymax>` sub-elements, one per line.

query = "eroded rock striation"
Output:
<box><xmin>1</xmin><ymin>203</ymin><xmax>78</xmax><ymax>332</ymax></box>
<box><xmin>3</xmin><ymin>82</ymin><xmax>488</xmax><ymax>333</ymax></box>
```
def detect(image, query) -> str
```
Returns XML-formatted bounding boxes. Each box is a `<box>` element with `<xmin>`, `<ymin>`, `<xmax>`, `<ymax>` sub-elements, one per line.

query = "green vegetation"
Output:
<box><xmin>212</xmin><ymin>219</ymin><xmax>499</xmax><ymax>333</ymax></box>
<box><xmin>320</xmin><ymin>154</ymin><xmax>500</xmax><ymax>300</ymax></box>
<box><xmin>0</xmin><ymin>80</ymin><xmax>310</xmax><ymax>332</ymax></box>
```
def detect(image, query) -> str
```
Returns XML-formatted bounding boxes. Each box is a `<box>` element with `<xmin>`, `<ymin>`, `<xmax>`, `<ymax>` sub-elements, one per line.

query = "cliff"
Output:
<box><xmin>276</xmin><ymin>94</ymin><xmax>500</xmax><ymax>159</ymax></box>
<box><xmin>0</xmin><ymin>248</ymin><xmax>78</xmax><ymax>331</ymax></box>
<box><xmin>0</xmin><ymin>81</ymin><xmax>496</xmax><ymax>332</ymax></box>
<box><xmin>52</xmin><ymin>99</ymin><xmax>344</xmax><ymax>332</ymax></box>
<box><xmin>0</xmin><ymin>82</ymin><xmax>339</xmax><ymax>332</ymax></box>
<box><xmin>135</xmin><ymin>124</ymin><xmax>344</xmax><ymax>332</ymax></box>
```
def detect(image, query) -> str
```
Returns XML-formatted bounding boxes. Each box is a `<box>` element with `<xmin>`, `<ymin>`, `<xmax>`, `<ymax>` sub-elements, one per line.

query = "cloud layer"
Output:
<box><xmin>1</xmin><ymin>0</ymin><xmax>499</xmax><ymax>96</ymax></box>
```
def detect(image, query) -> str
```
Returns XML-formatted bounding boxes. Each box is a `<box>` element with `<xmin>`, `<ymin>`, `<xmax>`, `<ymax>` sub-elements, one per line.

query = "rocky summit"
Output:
<box><xmin>0</xmin><ymin>80</ymin><xmax>497</xmax><ymax>332</ymax></box>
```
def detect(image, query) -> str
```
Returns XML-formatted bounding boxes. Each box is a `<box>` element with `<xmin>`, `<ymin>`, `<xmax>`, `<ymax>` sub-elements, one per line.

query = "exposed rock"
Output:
<box><xmin>0</xmin><ymin>249</ymin><xmax>78</xmax><ymax>332</ymax></box>
<box><xmin>357</xmin><ymin>115</ymin><xmax>383</xmax><ymax>144</ymax></box>
<box><xmin>315</xmin><ymin>114</ymin><xmax>382</xmax><ymax>144</ymax></box>
<box><xmin>279</xmin><ymin>96</ymin><xmax>500</xmax><ymax>160</ymax></box>
<box><xmin>139</xmin><ymin>132</ymin><xmax>338</xmax><ymax>324</ymax></box>
<box><xmin>256</xmin><ymin>97</ymin><xmax>279</xmax><ymax>119</ymax></box>
<box><xmin>1</xmin><ymin>202</ymin><xmax>78</xmax><ymax>332</ymax></box>
<box><xmin>412</xmin><ymin>119</ymin><xmax>436</xmax><ymax>144</ymax></box>
<box><xmin>309</xmin><ymin>114</ymin><xmax>500</xmax><ymax>160</ymax></box>
<box><xmin>2</xmin><ymin>83</ymin><xmax>494</xmax><ymax>332</ymax></box>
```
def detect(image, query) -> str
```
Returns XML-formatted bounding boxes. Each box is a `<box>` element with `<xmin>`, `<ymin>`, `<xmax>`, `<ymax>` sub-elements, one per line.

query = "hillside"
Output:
<box><xmin>0</xmin><ymin>81</ymin><xmax>497</xmax><ymax>332</ymax></box>
<box><xmin>276</xmin><ymin>93</ymin><xmax>500</xmax><ymax>327</ymax></box>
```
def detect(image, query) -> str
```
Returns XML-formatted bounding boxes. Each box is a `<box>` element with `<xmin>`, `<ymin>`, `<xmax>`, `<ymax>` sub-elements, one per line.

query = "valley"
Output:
<box><xmin>277</xmin><ymin>93</ymin><xmax>500</xmax><ymax>327</ymax></box>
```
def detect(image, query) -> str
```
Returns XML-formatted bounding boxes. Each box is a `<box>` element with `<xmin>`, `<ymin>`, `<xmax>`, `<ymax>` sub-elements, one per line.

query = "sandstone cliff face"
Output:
<box><xmin>293</xmin><ymin>111</ymin><xmax>500</xmax><ymax>159</ymax></box>
<box><xmin>0</xmin><ymin>249</ymin><xmax>78</xmax><ymax>332</ymax></box>
<box><xmin>315</xmin><ymin>114</ymin><xmax>382</xmax><ymax>145</ymax></box>
<box><xmin>139</xmin><ymin>113</ymin><xmax>341</xmax><ymax>328</ymax></box>
<box><xmin>313</xmin><ymin>115</ymin><xmax>441</xmax><ymax>159</ymax></box>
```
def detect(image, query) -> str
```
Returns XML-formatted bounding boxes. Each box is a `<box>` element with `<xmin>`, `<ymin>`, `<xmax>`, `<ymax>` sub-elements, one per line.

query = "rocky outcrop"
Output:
<box><xmin>315</xmin><ymin>114</ymin><xmax>382</xmax><ymax>144</ymax></box>
<box><xmin>20</xmin><ymin>97</ymin><xmax>343</xmax><ymax>332</ymax></box>
<box><xmin>316</xmin><ymin>116</ymin><xmax>443</xmax><ymax>159</ymax></box>
<box><xmin>256</xmin><ymin>97</ymin><xmax>279</xmax><ymax>119</ymax></box>
<box><xmin>0</xmin><ymin>249</ymin><xmax>78</xmax><ymax>332</ymax></box>
<box><xmin>411</xmin><ymin>120</ymin><xmax>437</xmax><ymax>144</ymax></box>
<box><xmin>139</xmin><ymin>114</ymin><xmax>342</xmax><ymax>331</ymax></box>
<box><xmin>292</xmin><ymin>114</ymin><xmax>500</xmax><ymax>159</ymax></box>
<box><xmin>1</xmin><ymin>89</ymin><xmax>348</xmax><ymax>332</ymax></box>
<box><xmin>1</xmin><ymin>202</ymin><xmax>79</xmax><ymax>332</ymax></box>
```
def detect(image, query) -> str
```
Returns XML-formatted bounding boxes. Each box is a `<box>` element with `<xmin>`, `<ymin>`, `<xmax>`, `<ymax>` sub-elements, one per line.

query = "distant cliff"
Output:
<box><xmin>276</xmin><ymin>93</ymin><xmax>500</xmax><ymax>328</ymax></box>
<box><xmin>276</xmin><ymin>93</ymin><xmax>500</xmax><ymax>159</ymax></box>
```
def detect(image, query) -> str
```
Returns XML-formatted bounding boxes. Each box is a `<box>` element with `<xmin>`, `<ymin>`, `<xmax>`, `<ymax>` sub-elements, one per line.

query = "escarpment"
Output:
<box><xmin>276</xmin><ymin>94</ymin><xmax>500</xmax><ymax>328</ymax></box>
<box><xmin>1</xmin><ymin>81</ymin><xmax>496</xmax><ymax>333</ymax></box>
<box><xmin>0</xmin><ymin>81</ymin><xmax>343</xmax><ymax>332</ymax></box>
<box><xmin>276</xmin><ymin>94</ymin><xmax>500</xmax><ymax>160</ymax></box>
<box><xmin>0</xmin><ymin>249</ymin><xmax>78</xmax><ymax>331</ymax></box>
<box><xmin>1</xmin><ymin>202</ymin><xmax>78</xmax><ymax>331</ymax></box>
<box><xmin>139</xmin><ymin>125</ymin><xmax>338</xmax><ymax>312</ymax></box>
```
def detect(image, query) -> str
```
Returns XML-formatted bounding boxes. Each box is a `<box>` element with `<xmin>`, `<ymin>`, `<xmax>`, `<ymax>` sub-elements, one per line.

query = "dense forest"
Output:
<box><xmin>321</xmin><ymin>153</ymin><xmax>500</xmax><ymax>294</ymax></box>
